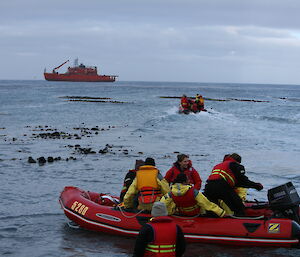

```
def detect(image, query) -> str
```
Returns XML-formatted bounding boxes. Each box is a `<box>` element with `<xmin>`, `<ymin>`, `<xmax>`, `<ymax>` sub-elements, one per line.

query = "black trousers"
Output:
<box><xmin>204</xmin><ymin>179</ymin><xmax>245</xmax><ymax>216</ymax></box>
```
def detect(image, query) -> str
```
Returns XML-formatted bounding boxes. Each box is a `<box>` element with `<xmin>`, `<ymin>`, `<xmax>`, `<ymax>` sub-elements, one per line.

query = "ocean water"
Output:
<box><xmin>0</xmin><ymin>80</ymin><xmax>300</xmax><ymax>257</ymax></box>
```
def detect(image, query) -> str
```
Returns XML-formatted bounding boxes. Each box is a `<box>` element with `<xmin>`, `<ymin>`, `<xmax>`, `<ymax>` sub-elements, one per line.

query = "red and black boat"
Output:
<box><xmin>44</xmin><ymin>59</ymin><xmax>117</xmax><ymax>82</ymax></box>
<box><xmin>59</xmin><ymin>182</ymin><xmax>300</xmax><ymax>247</ymax></box>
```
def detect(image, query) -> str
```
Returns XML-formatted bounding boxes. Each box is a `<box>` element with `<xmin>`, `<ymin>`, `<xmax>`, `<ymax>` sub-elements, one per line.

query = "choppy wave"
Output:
<box><xmin>260</xmin><ymin>115</ymin><xmax>300</xmax><ymax>124</ymax></box>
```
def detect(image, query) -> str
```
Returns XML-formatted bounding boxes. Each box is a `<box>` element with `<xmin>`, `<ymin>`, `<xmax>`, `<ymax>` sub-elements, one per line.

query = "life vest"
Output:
<box><xmin>136</xmin><ymin>166</ymin><xmax>161</xmax><ymax>204</ymax></box>
<box><xmin>144</xmin><ymin>217</ymin><xmax>177</xmax><ymax>257</ymax></box>
<box><xmin>199</xmin><ymin>97</ymin><xmax>204</xmax><ymax>105</ymax></box>
<box><xmin>180</xmin><ymin>97</ymin><xmax>189</xmax><ymax>110</ymax></box>
<box><xmin>170</xmin><ymin>186</ymin><xmax>200</xmax><ymax>216</ymax></box>
<box><xmin>207</xmin><ymin>159</ymin><xmax>237</xmax><ymax>187</ymax></box>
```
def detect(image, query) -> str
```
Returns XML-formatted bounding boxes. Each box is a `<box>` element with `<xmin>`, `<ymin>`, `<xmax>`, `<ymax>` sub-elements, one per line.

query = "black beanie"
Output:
<box><xmin>174</xmin><ymin>173</ymin><xmax>187</xmax><ymax>183</ymax></box>
<box><xmin>144</xmin><ymin>157</ymin><xmax>155</xmax><ymax>166</ymax></box>
<box><xmin>230</xmin><ymin>153</ymin><xmax>242</xmax><ymax>163</ymax></box>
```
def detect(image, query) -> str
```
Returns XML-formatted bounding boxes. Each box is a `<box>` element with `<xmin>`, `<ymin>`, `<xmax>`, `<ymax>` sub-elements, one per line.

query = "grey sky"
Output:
<box><xmin>1</xmin><ymin>0</ymin><xmax>300</xmax><ymax>84</ymax></box>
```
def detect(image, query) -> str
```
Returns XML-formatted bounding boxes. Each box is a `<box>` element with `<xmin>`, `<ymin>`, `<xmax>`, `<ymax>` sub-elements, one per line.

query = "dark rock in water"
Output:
<box><xmin>38</xmin><ymin>157</ymin><xmax>46</xmax><ymax>164</ymax></box>
<box><xmin>99</xmin><ymin>147</ymin><xmax>109</xmax><ymax>154</ymax></box>
<box><xmin>47</xmin><ymin>157</ymin><xmax>54</xmax><ymax>162</ymax></box>
<box><xmin>28</xmin><ymin>157</ymin><xmax>37</xmax><ymax>163</ymax></box>
<box><xmin>76</xmin><ymin>147</ymin><xmax>95</xmax><ymax>154</ymax></box>
<box><xmin>54</xmin><ymin>157</ymin><xmax>61</xmax><ymax>161</ymax></box>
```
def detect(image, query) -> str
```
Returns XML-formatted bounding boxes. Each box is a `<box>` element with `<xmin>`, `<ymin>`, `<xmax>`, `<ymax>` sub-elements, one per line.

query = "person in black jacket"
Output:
<box><xmin>133</xmin><ymin>202</ymin><xmax>186</xmax><ymax>257</ymax></box>
<box><xmin>204</xmin><ymin>153</ymin><xmax>263</xmax><ymax>216</ymax></box>
<box><xmin>120</xmin><ymin>160</ymin><xmax>144</xmax><ymax>201</ymax></box>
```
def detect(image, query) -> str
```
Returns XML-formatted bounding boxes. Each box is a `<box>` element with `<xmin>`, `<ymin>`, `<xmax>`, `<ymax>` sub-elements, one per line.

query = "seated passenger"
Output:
<box><xmin>120</xmin><ymin>159</ymin><xmax>144</xmax><ymax>202</ymax></box>
<box><xmin>191</xmin><ymin>101</ymin><xmax>199</xmax><ymax>113</ymax></box>
<box><xmin>164</xmin><ymin>154</ymin><xmax>202</xmax><ymax>190</ymax></box>
<box><xmin>133</xmin><ymin>202</ymin><xmax>186</xmax><ymax>257</ymax></box>
<box><xmin>160</xmin><ymin>173</ymin><xmax>226</xmax><ymax>217</ymax></box>
<box><xmin>204</xmin><ymin>153</ymin><xmax>263</xmax><ymax>216</ymax></box>
<box><xmin>123</xmin><ymin>157</ymin><xmax>170</xmax><ymax>211</ymax></box>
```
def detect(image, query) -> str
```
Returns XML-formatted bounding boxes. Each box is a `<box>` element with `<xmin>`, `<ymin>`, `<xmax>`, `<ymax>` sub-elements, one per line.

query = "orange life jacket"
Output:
<box><xmin>136</xmin><ymin>166</ymin><xmax>161</xmax><ymax>204</ymax></box>
<box><xmin>170</xmin><ymin>187</ymin><xmax>200</xmax><ymax>216</ymax></box>
<box><xmin>144</xmin><ymin>217</ymin><xmax>177</xmax><ymax>257</ymax></box>
<box><xmin>207</xmin><ymin>159</ymin><xmax>237</xmax><ymax>187</ymax></box>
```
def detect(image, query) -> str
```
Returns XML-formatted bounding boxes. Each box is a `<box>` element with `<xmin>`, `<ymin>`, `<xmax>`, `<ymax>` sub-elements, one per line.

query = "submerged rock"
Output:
<box><xmin>28</xmin><ymin>157</ymin><xmax>37</xmax><ymax>163</ymax></box>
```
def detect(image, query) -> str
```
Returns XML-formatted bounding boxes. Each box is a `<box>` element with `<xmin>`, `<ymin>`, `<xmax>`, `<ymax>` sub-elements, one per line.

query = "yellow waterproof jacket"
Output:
<box><xmin>123</xmin><ymin>166</ymin><xmax>170</xmax><ymax>211</ymax></box>
<box><xmin>160</xmin><ymin>183</ymin><xmax>225</xmax><ymax>217</ymax></box>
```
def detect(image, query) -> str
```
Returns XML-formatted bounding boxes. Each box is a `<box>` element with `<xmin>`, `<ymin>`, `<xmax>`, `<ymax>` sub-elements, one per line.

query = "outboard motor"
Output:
<box><xmin>268</xmin><ymin>182</ymin><xmax>300</xmax><ymax>224</ymax></box>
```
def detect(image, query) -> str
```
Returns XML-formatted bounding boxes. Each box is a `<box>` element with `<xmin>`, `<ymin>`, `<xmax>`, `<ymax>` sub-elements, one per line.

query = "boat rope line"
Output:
<box><xmin>116</xmin><ymin>206</ymin><xmax>145</xmax><ymax>218</ymax></box>
<box><xmin>59</xmin><ymin>201</ymin><xmax>299</xmax><ymax>245</ymax></box>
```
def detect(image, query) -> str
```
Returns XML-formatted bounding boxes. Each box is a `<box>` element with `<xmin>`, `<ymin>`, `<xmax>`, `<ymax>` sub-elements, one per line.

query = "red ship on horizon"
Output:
<box><xmin>44</xmin><ymin>59</ymin><xmax>117</xmax><ymax>82</ymax></box>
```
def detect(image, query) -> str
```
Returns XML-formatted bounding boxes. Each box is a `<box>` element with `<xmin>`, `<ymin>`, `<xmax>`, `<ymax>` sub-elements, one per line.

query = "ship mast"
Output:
<box><xmin>74</xmin><ymin>58</ymin><xmax>79</xmax><ymax>67</ymax></box>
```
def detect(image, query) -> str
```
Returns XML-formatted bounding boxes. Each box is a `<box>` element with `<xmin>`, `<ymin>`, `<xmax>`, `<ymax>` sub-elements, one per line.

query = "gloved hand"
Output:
<box><xmin>254</xmin><ymin>183</ymin><xmax>263</xmax><ymax>191</ymax></box>
<box><xmin>117</xmin><ymin>202</ymin><xmax>125</xmax><ymax>207</ymax></box>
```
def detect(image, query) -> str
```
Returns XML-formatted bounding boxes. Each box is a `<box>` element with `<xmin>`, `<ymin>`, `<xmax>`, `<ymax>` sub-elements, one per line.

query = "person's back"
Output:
<box><xmin>123</xmin><ymin>157</ymin><xmax>170</xmax><ymax>211</ymax></box>
<box><xmin>133</xmin><ymin>202</ymin><xmax>185</xmax><ymax>257</ymax></box>
<box><xmin>204</xmin><ymin>153</ymin><xmax>263</xmax><ymax>215</ymax></box>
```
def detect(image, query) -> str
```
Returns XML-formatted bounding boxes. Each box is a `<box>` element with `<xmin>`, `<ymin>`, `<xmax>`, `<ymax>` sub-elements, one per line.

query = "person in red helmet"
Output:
<box><xmin>164</xmin><ymin>154</ymin><xmax>202</xmax><ymax>190</ymax></box>
<box><xmin>204</xmin><ymin>153</ymin><xmax>263</xmax><ymax>216</ymax></box>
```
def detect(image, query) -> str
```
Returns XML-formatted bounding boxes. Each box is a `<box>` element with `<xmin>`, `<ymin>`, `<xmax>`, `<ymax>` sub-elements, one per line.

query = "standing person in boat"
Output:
<box><xmin>120</xmin><ymin>159</ymin><xmax>144</xmax><ymax>202</ymax></box>
<box><xmin>195</xmin><ymin>94</ymin><xmax>205</xmax><ymax>111</ymax></box>
<box><xmin>180</xmin><ymin>94</ymin><xmax>190</xmax><ymax>114</ymax></box>
<box><xmin>133</xmin><ymin>202</ymin><xmax>186</xmax><ymax>257</ymax></box>
<box><xmin>160</xmin><ymin>173</ymin><xmax>226</xmax><ymax>217</ymax></box>
<box><xmin>164</xmin><ymin>154</ymin><xmax>202</xmax><ymax>190</ymax></box>
<box><xmin>123</xmin><ymin>158</ymin><xmax>170</xmax><ymax>211</ymax></box>
<box><xmin>204</xmin><ymin>153</ymin><xmax>263</xmax><ymax>216</ymax></box>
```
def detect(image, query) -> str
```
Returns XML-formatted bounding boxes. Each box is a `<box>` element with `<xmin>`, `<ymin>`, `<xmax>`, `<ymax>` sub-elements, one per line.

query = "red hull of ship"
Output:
<box><xmin>44</xmin><ymin>73</ymin><xmax>116</xmax><ymax>82</ymax></box>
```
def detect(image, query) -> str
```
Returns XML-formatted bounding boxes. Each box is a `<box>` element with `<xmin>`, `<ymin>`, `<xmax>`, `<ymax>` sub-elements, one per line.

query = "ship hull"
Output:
<box><xmin>44</xmin><ymin>73</ymin><xmax>116</xmax><ymax>82</ymax></box>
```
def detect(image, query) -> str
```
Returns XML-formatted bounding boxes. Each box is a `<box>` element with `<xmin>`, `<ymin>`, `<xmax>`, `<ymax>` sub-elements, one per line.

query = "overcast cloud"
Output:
<box><xmin>1</xmin><ymin>0</ymin><xmax>300</xmax><ymax>84</ymax></box>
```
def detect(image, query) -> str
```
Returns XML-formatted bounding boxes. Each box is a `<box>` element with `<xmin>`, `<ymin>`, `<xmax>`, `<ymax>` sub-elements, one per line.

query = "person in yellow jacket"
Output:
<box><xmin>123</xmin><ymin>157</ymin><xmax>170</xmax><ymax>211</ymax></box>
<box><xmin>160</xmin><ymin>173</ymin><xmax>226</xmax><ymax>217</ymax></box>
